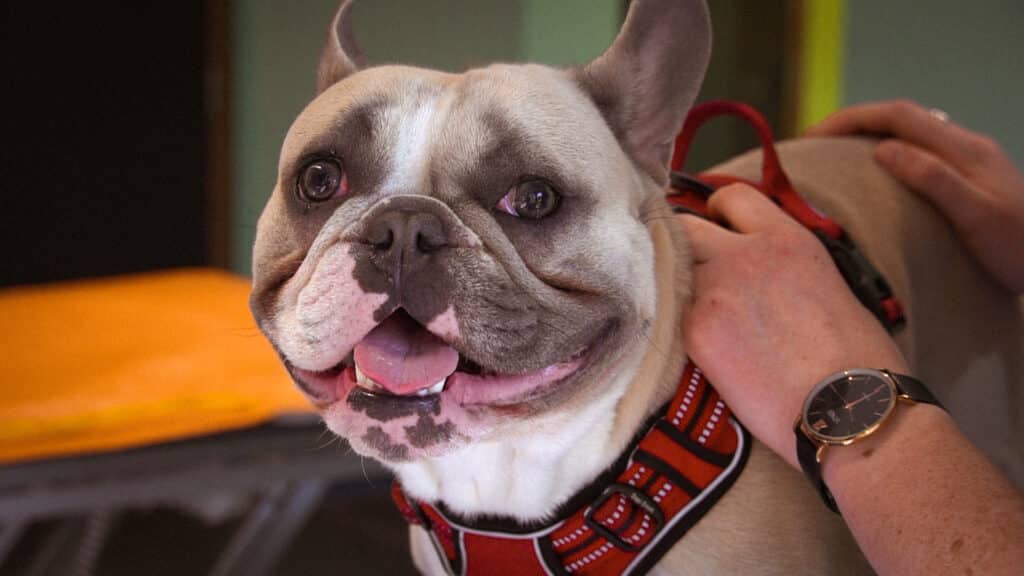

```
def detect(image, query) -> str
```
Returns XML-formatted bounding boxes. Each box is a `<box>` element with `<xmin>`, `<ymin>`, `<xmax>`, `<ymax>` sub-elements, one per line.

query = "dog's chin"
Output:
<box><xmin>282</xmin><ymin>317</ymin><xmax>626</xmax><ymax>463</ymax></box>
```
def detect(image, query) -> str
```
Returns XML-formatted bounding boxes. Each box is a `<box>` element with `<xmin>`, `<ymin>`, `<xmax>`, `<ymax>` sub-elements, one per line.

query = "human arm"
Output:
<box><xmin>678</xmin><ymin>183</ymin><xmax>1024</xmax><ymax>575</ymax></box>
<box><xmin>806</xmin><ymin>100</ymin><xmax>1024</xmax><ymax>293</ymax></box>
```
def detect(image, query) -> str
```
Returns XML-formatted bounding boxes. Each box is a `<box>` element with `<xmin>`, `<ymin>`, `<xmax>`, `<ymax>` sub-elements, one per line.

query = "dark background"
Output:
<box><xmin>2</xmin><ymin>2</ymin><xmax>213</xmax><ymax>287</ymax></box>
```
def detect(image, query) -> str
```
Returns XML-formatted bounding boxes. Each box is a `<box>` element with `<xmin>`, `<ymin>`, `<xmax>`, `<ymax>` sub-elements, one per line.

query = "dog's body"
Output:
<box><xmin>250</xmin><ymin>1</ymin><xmax>1024</xmax><ymax>573</ymax></box>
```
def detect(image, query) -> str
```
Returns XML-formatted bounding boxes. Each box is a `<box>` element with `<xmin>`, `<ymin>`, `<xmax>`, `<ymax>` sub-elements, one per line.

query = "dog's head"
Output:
<box><xmin>250</xmin><ymin>0</ymin><xmax>710</xmax><ymax>464</ymax></box>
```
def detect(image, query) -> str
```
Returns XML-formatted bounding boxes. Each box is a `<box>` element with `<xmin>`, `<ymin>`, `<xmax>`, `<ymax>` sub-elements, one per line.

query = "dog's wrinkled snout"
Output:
<box><xmin>363</xmin><ymin>209</ymin><xmax>450</xmax><ymax>274</ymax></box>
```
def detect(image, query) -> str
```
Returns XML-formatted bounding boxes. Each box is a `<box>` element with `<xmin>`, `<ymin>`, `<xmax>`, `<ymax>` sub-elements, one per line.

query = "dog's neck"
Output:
<box><xmin>391</xmin><ymin>210</ymin><xmax>689</xmax><ymax>521</ymax></box>
<box><xmin>391</xmin><ymin>376</ymin><xmax>631</xmax><ymax>520</ymax></box>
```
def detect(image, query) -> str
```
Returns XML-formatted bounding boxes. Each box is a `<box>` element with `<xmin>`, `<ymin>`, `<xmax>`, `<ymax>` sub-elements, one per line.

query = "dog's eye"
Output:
<box><xmin>497</xmin><ymin>179</ymin><xmax>560</xmax><ymax>219</ymax></box>
<box><xmin>297</xmin><ymin>158</ymin><xmax>347</xmax><ymax>202</ymax></box>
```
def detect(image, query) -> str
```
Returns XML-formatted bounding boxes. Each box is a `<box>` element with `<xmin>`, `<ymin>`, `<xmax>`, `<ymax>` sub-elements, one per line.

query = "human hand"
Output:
<box><xmin>678</xmin><ymin>184</ymin><xmax>909</xmax><ymax>469</ymax></box>
<box><xmin>807</xmin><ymin>100</ymin><xmax>1024</xmax><ymax>293</ymax></box>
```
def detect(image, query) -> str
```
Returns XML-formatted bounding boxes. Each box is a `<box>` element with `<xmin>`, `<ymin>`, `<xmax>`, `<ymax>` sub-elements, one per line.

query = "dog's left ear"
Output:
<box><xmin>576</xmin><ymin>0</ymin><xmax>711</xmax><ymax>185</ymax></box>
<box><xmin>317</xmin><ymin>0</ymin><xmax>367</xmax><ymax>94</ymax></box>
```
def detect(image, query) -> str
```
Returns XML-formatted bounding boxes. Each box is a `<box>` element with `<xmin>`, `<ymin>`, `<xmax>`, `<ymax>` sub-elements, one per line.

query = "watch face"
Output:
<box><xmin>802</xmin><ymin>369</ymin><xmax>897</xmax><ymax>443</ymax></box>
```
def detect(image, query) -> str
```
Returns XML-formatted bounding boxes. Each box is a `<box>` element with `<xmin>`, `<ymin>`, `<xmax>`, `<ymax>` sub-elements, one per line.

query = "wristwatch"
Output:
<box><xmin>794</xmin><ymin>368</ymin><xmax>943</xmax><ymax>513</ymax></box>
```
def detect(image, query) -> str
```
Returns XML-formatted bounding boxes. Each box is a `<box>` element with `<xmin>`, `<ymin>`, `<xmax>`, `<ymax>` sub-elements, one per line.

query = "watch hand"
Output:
<box><xmin>844</xmin><ymin>384</ymin><xmax>886</xmax><ymax>410</ymax></box>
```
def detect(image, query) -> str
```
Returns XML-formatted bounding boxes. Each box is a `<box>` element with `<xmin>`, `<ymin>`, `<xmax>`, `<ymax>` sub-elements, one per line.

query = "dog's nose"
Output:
<box><xmin>363</xmin><ymin>209</ymin><xmax>449</xmax><ymax>271</ymax></box>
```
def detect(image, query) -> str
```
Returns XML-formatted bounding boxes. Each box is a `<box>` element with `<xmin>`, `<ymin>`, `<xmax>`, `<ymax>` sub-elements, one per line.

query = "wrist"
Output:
<box><xmin>821</xmin><ymin>402</ymin><xmax>950</xmax><ymax>490</ymax></box>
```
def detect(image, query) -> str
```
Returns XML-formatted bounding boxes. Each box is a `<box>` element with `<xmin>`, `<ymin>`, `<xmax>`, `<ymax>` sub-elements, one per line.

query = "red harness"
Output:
<box><xmin>393</xmin><ymin>362</ymin><xmax>750</xmax><ymax>575</ymax></box>
<box><xmin>390</xmin><ymin>101</ymin><xmax>906</xmax><ymax>575</ymax></box>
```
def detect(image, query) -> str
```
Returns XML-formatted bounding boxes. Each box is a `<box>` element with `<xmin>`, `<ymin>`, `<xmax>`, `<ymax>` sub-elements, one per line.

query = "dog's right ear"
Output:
<box><xmin>317</xmin><ymin>0</ymin><xmax>367</xmax><ymax>94</ymax></box>
<box><xmin>576</xmin><ymin>0</ymin><xmax>711</xmax><ymax>186</ymax></box>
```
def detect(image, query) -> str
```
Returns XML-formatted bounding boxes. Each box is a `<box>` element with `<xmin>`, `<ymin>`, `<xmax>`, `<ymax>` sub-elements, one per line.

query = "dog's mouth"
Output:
<box><xmin>286</xmin><ymin>309</ymin><xmax>592</xmax><ymax>409</ymax></box>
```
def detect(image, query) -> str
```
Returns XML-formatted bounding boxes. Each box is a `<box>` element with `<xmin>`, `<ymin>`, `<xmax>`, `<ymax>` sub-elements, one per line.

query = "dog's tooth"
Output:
<box><xmin>428</xmin><ymin>379</ymin><xmax>446</xmax><ymax>394</ymax></box>
<box><xmin>354</xmin><ymin>364</ymin><xmax>382</xmax><ymax>391</ymax></box>
<box><xmin>413</xmin><ymin>378</ymin><xmax>447</xmax><ymax>397</ymax></box>
<box><xmin>354</xmin><ymin>364</ymin><xmax>369</xmax><ymax>386</ymax></box>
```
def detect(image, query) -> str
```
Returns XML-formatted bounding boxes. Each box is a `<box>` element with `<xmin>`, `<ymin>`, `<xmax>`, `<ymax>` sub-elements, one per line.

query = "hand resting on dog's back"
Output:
<box><xmin>808</xmin><ymin>99</ymin><xmax>1024</xmax><ymax>293</ymax></box>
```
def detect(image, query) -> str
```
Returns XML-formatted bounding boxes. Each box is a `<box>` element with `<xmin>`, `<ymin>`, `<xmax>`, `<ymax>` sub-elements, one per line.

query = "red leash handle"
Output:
<box><xmin>672</xmin><ymin>101</ymin><xmax>788</xmax><ymax>191</ymax></box>
<box><xmin>668</xmin><ymin>100</ymin><xmax>905</xmax><ymax>332</ymax></box>
<box><xmin>671</xmin><ymin>101</ymin><xmax>843</xmax><ymax>240</ymax></box>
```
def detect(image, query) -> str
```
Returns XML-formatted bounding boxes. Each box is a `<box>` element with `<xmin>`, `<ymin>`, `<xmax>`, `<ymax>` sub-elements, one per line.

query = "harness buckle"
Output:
<box><xmin>814</xmin><ymin>231</ymin><xmax>906</xmax><ymax>333</ymax></box>
<box><xmin>584</xmin><ymin>484</ymin><xmax>665</xmax><ymax>552</ymax></box>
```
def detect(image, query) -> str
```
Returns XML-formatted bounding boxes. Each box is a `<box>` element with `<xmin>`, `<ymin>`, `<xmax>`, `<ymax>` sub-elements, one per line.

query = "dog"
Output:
<box><xmin>250</xmin><ymin>0</ymin><xmax>1024</xmax><ymax>573</ymax></box>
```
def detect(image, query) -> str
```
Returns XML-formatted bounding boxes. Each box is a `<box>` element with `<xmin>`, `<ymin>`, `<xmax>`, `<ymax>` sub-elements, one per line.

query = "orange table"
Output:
<box><xmin>0</xmin><ymin>269</ymin><xmax>387</xmax><ymax>575</ymax></box>
<box><xmin>0</xmin><ymin>268</ymin><xmax>311</xmax><ymax>464</ymax></box>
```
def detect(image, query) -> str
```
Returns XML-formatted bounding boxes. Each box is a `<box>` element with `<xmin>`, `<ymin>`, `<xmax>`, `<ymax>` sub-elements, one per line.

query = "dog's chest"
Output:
<box><xmin>393</xmin><ymin>364</ymin><xmax>751</xmax><ymax>576</ymax></box>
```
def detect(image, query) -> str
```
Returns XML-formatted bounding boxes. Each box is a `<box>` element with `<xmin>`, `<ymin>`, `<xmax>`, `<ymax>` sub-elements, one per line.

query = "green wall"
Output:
<box><xmin>231</xmin><ymin>0</ymin><xmax>339</xmax><ymax>275</ymax></box>
<box><xmin>843</xmin><ymin>0</ymin><xmax>1024</xmax><ymax>165</ymax></box>
<box><xmin>230</xmin><ymin>0</ymin><xmax>619</xmax><ymax>274</ymax></box>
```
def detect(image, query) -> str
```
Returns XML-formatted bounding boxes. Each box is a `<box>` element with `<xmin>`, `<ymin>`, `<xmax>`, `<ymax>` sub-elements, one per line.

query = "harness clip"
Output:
<box><xmin>814</xmin><ymin>231</ymin><xmax>906</xmax><ymax>333</ymax></box>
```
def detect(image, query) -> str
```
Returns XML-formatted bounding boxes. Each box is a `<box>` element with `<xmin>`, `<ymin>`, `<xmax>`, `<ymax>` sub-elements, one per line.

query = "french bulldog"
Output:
<box><xmin>250</xmin><ymin>0</ymin><xmax>1024</xmax><ymax>573</ymax></box>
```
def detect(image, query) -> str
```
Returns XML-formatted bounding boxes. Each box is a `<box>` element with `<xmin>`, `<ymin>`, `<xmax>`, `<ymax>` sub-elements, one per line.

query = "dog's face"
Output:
<box><xmin>250</xmin><ymin>0</ymin><xmax>710</xmax><ymax>464</ymax></box>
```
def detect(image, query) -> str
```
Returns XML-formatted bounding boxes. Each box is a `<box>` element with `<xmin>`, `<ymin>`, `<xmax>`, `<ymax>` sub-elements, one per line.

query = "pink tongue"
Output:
<box><xmin>353</xmin><ymin>312</ymin><xmax>459</xmax><ymax>395</ymax></box>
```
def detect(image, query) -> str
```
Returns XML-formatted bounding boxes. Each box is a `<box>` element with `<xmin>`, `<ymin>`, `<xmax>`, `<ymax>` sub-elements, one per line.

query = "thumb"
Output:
<box><xmin>677</xmin><ymin>213</ymin><xmax>736</xmax><ymax>264</ymax></box>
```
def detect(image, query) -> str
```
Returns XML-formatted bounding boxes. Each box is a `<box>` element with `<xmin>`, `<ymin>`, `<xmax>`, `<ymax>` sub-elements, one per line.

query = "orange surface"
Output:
<box><xmin>0</xmin><ymin>268</ymin><xmax>313</xmax><ymax>464</ymax></box>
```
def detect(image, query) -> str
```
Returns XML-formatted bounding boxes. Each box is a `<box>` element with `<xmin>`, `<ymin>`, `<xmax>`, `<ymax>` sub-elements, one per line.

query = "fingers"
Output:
<box><xmin>677</xmin><ymin>213</ymin><xmax>734</xmax><ymax>264</ymax></box>
<box><xmin>805</xmin><ymin>100</ymin><xmax>995</xmax><ymax>176</ymax></box>
<box><xmin>680</xmin><ymin>184</ymin><xmax>816</xmax><ymax>265</ymax></box>
<box><xmin>705</xmin><ymin>183</ymin><xmax>801</xmax><ymax>235</ymax></box>
<box><xmin>874</xmin><ymin>139</ymin><xmax>989</xmax><ymax>231</ymax></box>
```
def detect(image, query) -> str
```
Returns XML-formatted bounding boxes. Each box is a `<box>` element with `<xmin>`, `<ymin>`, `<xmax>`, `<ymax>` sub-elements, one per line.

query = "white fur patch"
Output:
<box><xmin>380</xmin><ymin>100</ymin><xmax>437</xmax><ymax>195</ymax></box>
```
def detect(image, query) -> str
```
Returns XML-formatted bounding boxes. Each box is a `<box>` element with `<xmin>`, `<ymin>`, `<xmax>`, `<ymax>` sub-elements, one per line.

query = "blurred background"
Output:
<box><xmin>4</xmin><ymin>0</ymin><xmax>1022</xmax><ymax>286</ymax></box>
<box><xmin>1</xmin><ymin>1</ymin><xmax>1021</xmax><ymax>574</ymax></box>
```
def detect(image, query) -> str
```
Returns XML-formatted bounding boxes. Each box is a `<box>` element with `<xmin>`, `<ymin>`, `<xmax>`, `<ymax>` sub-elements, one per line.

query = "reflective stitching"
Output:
<box><xmin>653</xmin><ymin>482</ymin><xmax>672</xmax><ymax>503</ymax></box>
<box><xmin>566</xmin><ymin>542</ymin><xmax>614</xmax><ymax>572</ymax></box>
<box><xmin>698</xmin><ymin>400</ymin><xmax>725</xmax><ymax>444</ymax></box>
<box><xmin>671</xmin><ymin>374</ymin><xmax>701</xmax><ymax>426</ymax></box>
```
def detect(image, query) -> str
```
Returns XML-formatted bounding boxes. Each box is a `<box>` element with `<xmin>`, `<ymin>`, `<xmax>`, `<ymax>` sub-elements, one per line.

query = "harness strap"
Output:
<box><xmin>668</xmin><ymin>100</ymin><xmax>906</xmax><ymax>332</ymax></box>
<box><xmin>392</xmin><ymin>362</ymin><xmax>751</xmax><ymax>576</ymax></box>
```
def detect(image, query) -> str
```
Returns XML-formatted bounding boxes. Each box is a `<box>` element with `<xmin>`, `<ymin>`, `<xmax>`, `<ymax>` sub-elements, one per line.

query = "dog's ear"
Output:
<box><xmin>576</xmin><ymin>0</ymin><xmax>711</xmax><ymax>185</ymax></box>
<box><xmin>317</xmin><ymin>0</ymin><xmax>367</xmax><ymax>94</ymax></box>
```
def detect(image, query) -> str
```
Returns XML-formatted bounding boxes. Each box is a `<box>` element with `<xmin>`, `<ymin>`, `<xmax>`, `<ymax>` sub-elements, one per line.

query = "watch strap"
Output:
<box><xmin>794</xmin><ymin>424</ymin><xmax>839</xmax><ymax>513</ymax></box>
<box><xmin>889</xmin><ymin>372</ymin><xmax>943</xmax><ymax>408</ymax></box>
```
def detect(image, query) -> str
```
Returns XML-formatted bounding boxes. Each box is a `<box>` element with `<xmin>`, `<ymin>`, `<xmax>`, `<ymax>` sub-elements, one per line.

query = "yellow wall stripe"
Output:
<box><xmin>798</xmin><ymin>0</ymin><xmax>846</xmax><ymax>131</ymax></box>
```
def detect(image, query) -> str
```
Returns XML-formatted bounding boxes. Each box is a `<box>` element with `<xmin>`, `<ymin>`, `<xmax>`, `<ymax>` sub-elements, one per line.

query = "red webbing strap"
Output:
<box><xmin>671</xmin><ymin>100</ymin><xmax>843</xmax><ymax>240</ymax></box>
<box><xmin>668</xmin><ymin>100</ymin><xmax>906</xmax><ymax>331</ymax></box>
<box><xmin>547</xmin><ymin>364</ymin><xmax>745</xmax><ymax>575</ymax></box>
<box><xmin>392</xmin><ymin>362</ymin><xmax>751</xmax><ymax>575</ymax></box>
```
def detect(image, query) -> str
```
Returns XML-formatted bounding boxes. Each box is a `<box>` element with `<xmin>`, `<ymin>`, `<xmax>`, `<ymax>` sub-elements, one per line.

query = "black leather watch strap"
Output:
<box><xmin>889</xmin><ymin>372</ymin><xmax>943</xmax><ymax>408</ymax></box>
<box><xmin>795</xmin><ymin>425</ymin><xmax>839</xmax><ymax>513</ymax></box>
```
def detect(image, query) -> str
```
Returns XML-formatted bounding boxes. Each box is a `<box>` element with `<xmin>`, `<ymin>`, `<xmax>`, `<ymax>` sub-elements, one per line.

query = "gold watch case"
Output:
<box><xmin>797</xmin><ymin>368</ymin><xmax>905</xmax><ymax>456</ymax></box>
